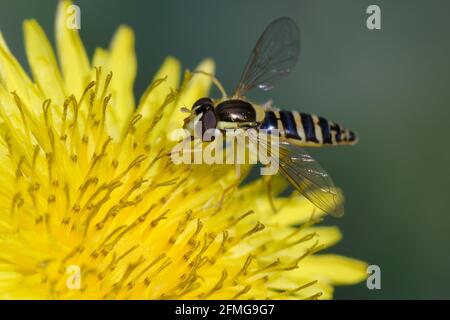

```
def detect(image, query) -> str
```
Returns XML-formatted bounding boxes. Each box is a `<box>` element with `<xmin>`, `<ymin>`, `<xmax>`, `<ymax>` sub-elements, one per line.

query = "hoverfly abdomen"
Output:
<box><xmin>259</xmin><ymin>110</ymin><xmax>358</xmax><ymax>147</ymax></box>
<box><xmin>216</xmin><ymin>100</ymin><xmax>256</xmax><ymax>123</ymax></box>
<box><xmin>259</xmin><ymin>110</ymin><xmax>278</xmax><ymax>132</ymax></box>
<box><xmin>328</xmin><ymin>121</ymin><xmax>358</xmax><ymax>145</ymax></box>
<box><xmin>279</xmin><ymin>110</ymin><xmax>302</xmax><ymax>140</ymax></box>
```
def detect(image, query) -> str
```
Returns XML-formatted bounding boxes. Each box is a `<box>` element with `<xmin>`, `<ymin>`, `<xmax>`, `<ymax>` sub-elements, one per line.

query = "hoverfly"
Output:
<box><xmin>182</xmin><ymin>17</ymin><xmax>358</xmax><ymax>217</ymax></box>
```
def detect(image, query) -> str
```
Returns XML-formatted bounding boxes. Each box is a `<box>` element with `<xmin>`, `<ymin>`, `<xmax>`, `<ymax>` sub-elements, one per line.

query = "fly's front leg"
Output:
<box><xmin>235</xmin><ymin>163</ymin><xmax>241</xmax><ymax>179</ymax></box>
<box><xmin>267</xmin><ymin>175</ymin><xmax>278</xmax><ymax>213</ymax></box>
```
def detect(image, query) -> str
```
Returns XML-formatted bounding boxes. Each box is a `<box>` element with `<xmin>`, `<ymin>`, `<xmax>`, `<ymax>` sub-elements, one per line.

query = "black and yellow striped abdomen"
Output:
<box><xmin>259</xmin><ymin>110</ymin><xmax>358</xmax><ymax>146</ymax></box>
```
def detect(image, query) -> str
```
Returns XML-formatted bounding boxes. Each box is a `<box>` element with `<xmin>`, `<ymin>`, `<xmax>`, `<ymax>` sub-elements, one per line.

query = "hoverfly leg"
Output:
<box><xmin>191</xmin><ymin>70</ymin><xmax>228</xmax><ymax>100</ymax></box>
<box><xmin>267</xmin><ymin>175</ymin><xmax>278</xmax><ymax>213</ymax></box>
<box><xmin>212</xmin><ymin>181</ymin><xmax>239</xmax><ymax>215</ymax></box>
<box><xmin>235</xmin><ymin>163</ymin><xmax>241</xmax><ymax>179</ymax></box>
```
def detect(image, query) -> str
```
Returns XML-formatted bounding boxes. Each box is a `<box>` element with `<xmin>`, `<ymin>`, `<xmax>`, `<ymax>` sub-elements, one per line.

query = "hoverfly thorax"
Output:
<box><xmin>216</xmin><ymin>100</ymin><xmax>256</xmax><ymax>123</ymax></box>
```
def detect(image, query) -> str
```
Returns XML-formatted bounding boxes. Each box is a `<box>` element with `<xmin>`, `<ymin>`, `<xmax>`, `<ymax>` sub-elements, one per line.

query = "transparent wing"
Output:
<box><xmin>234</xmin><ymin>17</ymin><xmax>300</xmax><ymax>98</ymax></box>
<box><xmin>277</xmin><ymin>142</ymin><xmax>344</xmax><ymax>217</ymax></box>
<box><xmin>248</xmin><ymin>131</ymin><xmax>344</xmax><ymax>217</ymax></box>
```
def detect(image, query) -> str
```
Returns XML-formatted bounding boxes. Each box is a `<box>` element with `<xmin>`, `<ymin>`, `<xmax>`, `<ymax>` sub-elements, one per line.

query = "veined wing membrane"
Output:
<box><xmin>248</xmin><ymin>131</ymin><xmax>344</xmax><ymax>217</ymax></box>
<box><xmin>277</xmin><ymin>142</ymin><xmax>344</xmax><ymax>217</ymax></box>
<box><xmin>234</xmin><ymin>17</ymin><xmax>300</xmax><ymax>97</ymax></box>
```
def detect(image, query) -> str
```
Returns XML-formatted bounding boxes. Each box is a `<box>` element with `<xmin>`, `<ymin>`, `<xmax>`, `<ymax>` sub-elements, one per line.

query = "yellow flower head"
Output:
<box><xmin>0</xmin><ymin>1</ymin><xmax>367</xmax><ymax>299</ymax></box>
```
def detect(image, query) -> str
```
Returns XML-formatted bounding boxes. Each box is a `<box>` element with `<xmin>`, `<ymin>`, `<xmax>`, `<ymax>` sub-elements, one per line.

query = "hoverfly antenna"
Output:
<box><xmin>191</xmin><ymin>70</ymin><xmax>227</xmax><ymax>100</ymax></box>
<box><xmin>180</xmin><ymin>106</ymin><xmax>192</xmax><ymax>114</ymax></box>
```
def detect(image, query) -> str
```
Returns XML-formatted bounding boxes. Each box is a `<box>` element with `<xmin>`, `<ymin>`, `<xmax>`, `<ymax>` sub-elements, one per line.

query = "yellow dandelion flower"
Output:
<box><xmin>0</xmin><ymin>1</ymin><xmax>367</xmax><ymax>299</ymax></box>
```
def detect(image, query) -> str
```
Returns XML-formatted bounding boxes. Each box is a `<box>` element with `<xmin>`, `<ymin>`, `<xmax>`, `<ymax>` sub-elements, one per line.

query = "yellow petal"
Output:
<box><xmin>55</xmin><ymin>0</ymin><xmax>90</xmax><ymax>97</ymax></box>
<box><xmin>106</xmin><ymin>26</ymin><xmax>136</xmax><ymax>137</ymax></box>
<box><xmin>271</xmin><ymin>226</ymin><xmax>343</xmax><ymax>257</ymax></box>
<box><xmin>267</xmin><ymin>276</ymin><xmax>334</xmax><ymax>299</ymax></box>
<box><xmin>308</xmin><ymin>226</ymin><xmax>342</xmax><ymax>248</ymax></box>
<box><xmin>166</xmin><ymin>58</ymin><xmax>214</xmax><ymax>137</ymax></box>
<box><xmin>0</xmin><ymin>32</ymin><xmax>33</xmax><ymax>106</ymax></box>
<box><xmin>23</xmin><ymin>19</ymin><xmax>65</xmax><ymax>105</ymax></box>
<box><xmin>268</xmin><ymin>197</ymin><xmax>323</xmax><ymax>226</ymax></box>
<box><xmin>92</xmin><ymin>47</ymin><xmax>110</xmax><ymax>71</ymax></box>
<box><xmin>137</xmin><ymin>56</ymin><xmax>180</xmax><ymax>120</ymax></box>
<box><xmin>294</xmin><ymin>254</ymin><xmax>368</xmax><ymax>285</ymax></box>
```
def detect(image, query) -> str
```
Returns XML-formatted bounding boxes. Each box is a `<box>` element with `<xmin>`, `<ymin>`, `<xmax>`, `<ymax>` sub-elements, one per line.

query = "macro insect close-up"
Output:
<box><xmin>182</xmin><ymin>17</ymin><xmax>358</xmax><ymax>218</ymax></box>
<box><xmin>0</xmin><ymin>0</ymin><xmax>449</xmax><ymax>311</ymax></box>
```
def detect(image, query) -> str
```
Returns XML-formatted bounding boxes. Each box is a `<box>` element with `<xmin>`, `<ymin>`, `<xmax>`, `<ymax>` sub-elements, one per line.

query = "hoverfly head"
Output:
<box><xmin>183</xmin><ymin>97</ymin><xmax>217</xmax><ymax>140</ymax></box>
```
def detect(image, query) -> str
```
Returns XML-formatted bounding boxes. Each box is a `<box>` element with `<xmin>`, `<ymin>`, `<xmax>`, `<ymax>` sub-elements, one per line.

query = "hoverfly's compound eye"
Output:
<box><xmin>192</xmin><ymin>97</ymin><xmax>213</xmax><ymax>115</ymax></box>
<box><xmin>193</xmin><ymin>97</ymin><xmax>213</xmax><ymax>108</ymax></box>
<box><xmin>201</xmin><ymin>110</ymin><xmax>217</xmax><ymax>141</ymax></box>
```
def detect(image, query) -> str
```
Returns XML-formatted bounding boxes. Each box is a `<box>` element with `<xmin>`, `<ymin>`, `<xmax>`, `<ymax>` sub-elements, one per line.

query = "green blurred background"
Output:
<box><xmin>1</xmin><ymin>0</ymin><xmax>449</xmax><ymax>299</ymax></box>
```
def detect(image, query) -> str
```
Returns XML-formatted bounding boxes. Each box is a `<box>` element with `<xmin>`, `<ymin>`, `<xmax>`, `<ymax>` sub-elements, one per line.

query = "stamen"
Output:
<box><xmin>15</xmin><ymin>156</ymin><xmax>25</xmax><ymax>182</ymax></box>
<box><xmin>201</xmin><ymin>269</ymin><xmax>227</xmax><ymax>298</ymax></box>
<box><xmin>125</xmin><ymin>113</ymin><xmax>143</xmax><ymax>136</ymax></box>
<box><xmin>10</xmin><ymin>192</ymin><xmax>24</xmax><ymax>216</ymax></box>
<box><xmin>11</xmin><ymin>92</ymin><xmax>31</xmax><ymax>140</ymax></box>
<box><xmin>69</xmin><ymin>95</ymin><xmax>79</xmax><ymax>128</ymax></box>
<box><xmin>150</xmin><ymin>209</ymin><xmax>169</xmax><ymax>227</ymax></box>
<box><xmin>304</xmin><ymin>292</ymin><xmax>323</xmax><ymax>300</ymax></box>
<box><xmin>241</xmin><ymin>221</ymin><xmax>265</xmax><ymax>240</ymax></box>
<box><xmin>101</xmin><ymin>71</ymin><xmax>113</xmax><ymax>102</ymax></box>
<box><xmin>32</xmin><ymin>145</ymin><xmax>40</xmax><ymax>169</ymax></box>
<box><xmin>42</xmin><ymin>99</ymin><xmax>51</xmax><ymax>127</ymax></box>
<box><xmin>232</xmin><ymin>285</ymin><xmax>252</xmax><ymax>300</ymax></box>
<box><xmin>130</xmin><ymin>253</ymin><xmax>166</xmax><ymax>284</ymax></box>
<box><xmin>78</xmin><ymin>81</ymin><xmax>95</xmax><ymax>107</ymax></box>
<box><xmin>227</xmin><ymin>210</ymin><xmax>254</xmax><ymax>229</ymax></box>
<box><xmin>233</xmin><ymin>255</ymin><xmax>253</xmax><ymax>284</ymax></box>
<box><xmin>138</xmin><ymin>76</ymin><xmax>167</xmax><ymax>106</ymax></box>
